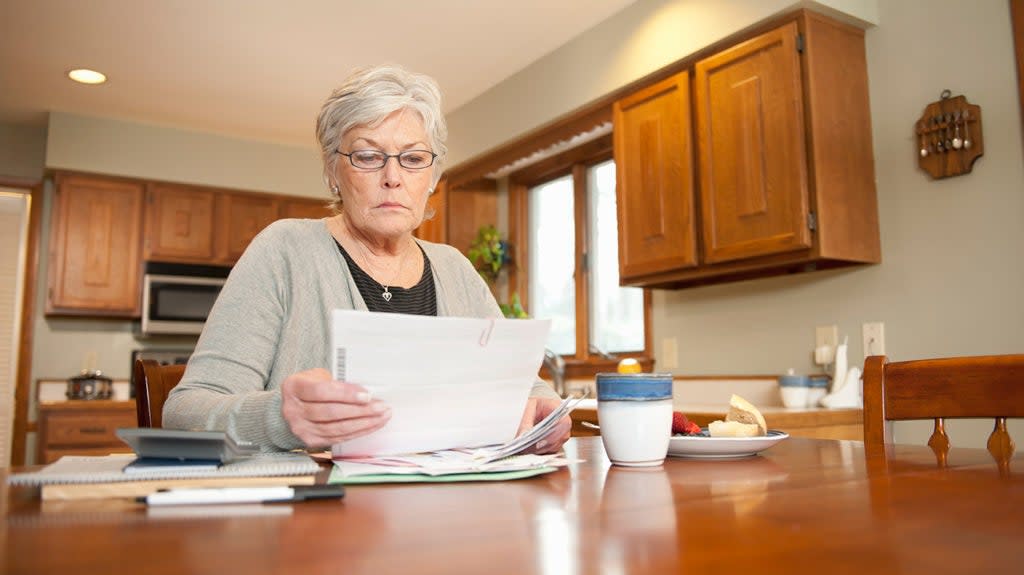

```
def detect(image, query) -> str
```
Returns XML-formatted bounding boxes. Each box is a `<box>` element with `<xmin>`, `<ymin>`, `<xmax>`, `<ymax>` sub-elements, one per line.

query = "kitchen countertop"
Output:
<box><xmin>571</xmin><ymin>398</ymin><xmax>863</xmax><ymax>440</ymax></box>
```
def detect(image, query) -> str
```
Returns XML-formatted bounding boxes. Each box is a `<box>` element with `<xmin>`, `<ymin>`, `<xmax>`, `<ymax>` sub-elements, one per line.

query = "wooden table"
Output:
<box><xmin>3</xmin><ymin>437</ymin><xmax>1022</xmax><ymax>574</ymax></box>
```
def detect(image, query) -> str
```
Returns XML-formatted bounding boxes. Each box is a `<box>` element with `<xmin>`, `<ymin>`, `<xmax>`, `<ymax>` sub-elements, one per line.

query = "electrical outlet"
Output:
<box><xmin>661</xmin><ymin>337</ymin><xmax>679</xmax><ymax>369</ymax></box>
<box><xmin>814</xmin><ymin>325</ymin><xmax>838</xmax><ymax>365</ymax></box>
<box><xmin>815</xmin><ymin>325</ymin><xmax>838</xmax><ymax>350</ymax></box>
<box><xmin>862</xmin><ymin>322</ymin><xmax>885</xmax><ymax>357</ymax></box>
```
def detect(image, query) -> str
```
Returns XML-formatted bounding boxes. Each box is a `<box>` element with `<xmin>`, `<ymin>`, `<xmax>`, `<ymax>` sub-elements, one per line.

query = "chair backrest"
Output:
<box><xmin>863</xmin><ymin>354</ymin><xmax>1024</xmax><ymax>465</ymax></box>
<box><xmin>132</xmin><ymin>359</ymin><xmax>186</xmax><ymax>428</ymax></box>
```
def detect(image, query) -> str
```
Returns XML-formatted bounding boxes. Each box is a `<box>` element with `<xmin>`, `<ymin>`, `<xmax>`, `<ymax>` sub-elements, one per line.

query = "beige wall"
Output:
<box><xmin>446</xmin><ymin>0</ymin><xmax>1024</xmax><ymax>446</ymax></box>
<box><xmin>445</xmin><ymin>0</ymin><xmax>879</xmax><ymax>166</ymax></box>
<box><xmin>45</xmin><ymin>112</ymin><xmax>325</xmax><ymax>197</ymax></box>
<box><xmin>0</xmin><ymin>123</ymin><xmax>47</xmax><ymax>181</ymax></box>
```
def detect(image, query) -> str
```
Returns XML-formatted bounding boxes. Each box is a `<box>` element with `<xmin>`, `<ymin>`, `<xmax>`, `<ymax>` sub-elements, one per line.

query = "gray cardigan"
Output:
<box><xmin>163</xmin><ymin>218</ymin><xmax>556</xmax><ymax>451</ymax></box>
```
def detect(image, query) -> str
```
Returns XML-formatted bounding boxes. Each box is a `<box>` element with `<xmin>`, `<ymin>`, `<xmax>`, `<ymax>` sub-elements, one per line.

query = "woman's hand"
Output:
<box><xmin>280</xmin><ymin>368</ymin><xmax>391</xmax><ymax>450</ymax></box>
<box><xmin>516</xmin><ymin>396</ymin><xmax>572</xmax><ymax>454</ymax></box>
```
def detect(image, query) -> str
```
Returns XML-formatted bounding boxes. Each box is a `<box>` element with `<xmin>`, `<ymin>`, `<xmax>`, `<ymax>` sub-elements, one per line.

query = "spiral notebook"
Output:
<box><xmin>8</xmin><ymin>453</ymin><xmax>321</xmax><ymax>501</ymax></box>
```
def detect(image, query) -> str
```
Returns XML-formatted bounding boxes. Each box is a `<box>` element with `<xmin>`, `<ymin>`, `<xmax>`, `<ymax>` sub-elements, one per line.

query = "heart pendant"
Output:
<box><xmin>381</xmin><ymin>290</ymin><xmax>392</xmax><ymax>302</ymax></box>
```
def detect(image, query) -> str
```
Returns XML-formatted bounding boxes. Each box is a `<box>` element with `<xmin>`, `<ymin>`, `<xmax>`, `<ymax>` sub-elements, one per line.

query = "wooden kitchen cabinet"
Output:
<box><xmin>217</xmin><ymin>193</ymin><xmax>279</xmax><ymax>262</ymax></box>
<box><xmin>146</xmin><ymin>185</ymin><xmax>329</xmax><ymax>265</ymax></box>
<box><xmin>144</xmin><ymin>183</ymin><xmax>217</xmax><ymax>263</ymax></box>
<box><xmin>46</xmin><ymin>174</ymin><xmax>144</xmax><ymax>316</ymax></box>
<box><xmin>36</xmin><ymin>401</ymin><xmax>137</xmax><ymax>464</ymax></box>
<box><xmin>613</xmin><ymin>70</ymin><xmax>698</xmax><ymax>280</ymax></box>
<box><xmin>279</xmin><ymin>197</ymin><xmax>332</xmax><ymax>220</ymax></box>
<box><xmin>615</xmin><ymin>10</ymin><xmax>880</xmax><ymax>288</ymax></box>
<box><xmin>696</xmin><ymin>21</ymin><xmax>812</xmax><ymax>265</ymax></box>
<box><xmin>415</xmin><ymin>177</ymin><xmax>447</xmax><ymax>244</ymax></box>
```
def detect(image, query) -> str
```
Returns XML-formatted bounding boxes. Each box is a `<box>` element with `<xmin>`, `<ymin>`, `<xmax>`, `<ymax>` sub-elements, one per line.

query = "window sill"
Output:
<box><xmin>541</xmin><ymin>355</ymin><xmax>656</xmax><ymax>380</ymax></box>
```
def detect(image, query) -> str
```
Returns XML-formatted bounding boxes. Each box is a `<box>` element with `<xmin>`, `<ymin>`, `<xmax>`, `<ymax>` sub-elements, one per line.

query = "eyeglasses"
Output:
<box><xmin>338</xmin><ymin>149</ymin><xmax>437</xmax><ymax>170</ymax></box>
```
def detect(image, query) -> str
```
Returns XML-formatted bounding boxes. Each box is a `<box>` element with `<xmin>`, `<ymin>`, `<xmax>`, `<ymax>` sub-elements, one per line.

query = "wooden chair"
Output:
<box><xmin>132</xmin><ymin>359</ymin><xmax>186</xmax><ymax>428</ymax></box>
<box><xmin>863</xmin><ymin>354</ymin><xmax>1024</xmax><ymax>467</ymax></box>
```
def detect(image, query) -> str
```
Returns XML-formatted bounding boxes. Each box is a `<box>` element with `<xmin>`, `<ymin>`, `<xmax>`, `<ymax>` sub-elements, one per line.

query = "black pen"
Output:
<box><xmin>137</xmin><ymin>485</ymin><xmax>345</xmax><ymax>506</ymax></box>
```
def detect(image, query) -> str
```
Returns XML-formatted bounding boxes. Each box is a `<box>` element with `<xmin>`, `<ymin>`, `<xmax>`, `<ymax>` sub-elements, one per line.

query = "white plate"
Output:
<box><xmin>667</xmin><ymin>430</ymin><xmax>789</xmax><ymax>459</ymax></box>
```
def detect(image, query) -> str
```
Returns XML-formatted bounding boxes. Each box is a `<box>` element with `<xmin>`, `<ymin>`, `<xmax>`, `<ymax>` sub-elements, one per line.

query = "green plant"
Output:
<box><xmin>499</xmin><ymin>292</ymin><xmax>528</xmax><ymax>319</ymax></box>
<box><xmin>467</xmin><ymin>224</ymin><xmax>510</xmax><ymax>281</ymax></box>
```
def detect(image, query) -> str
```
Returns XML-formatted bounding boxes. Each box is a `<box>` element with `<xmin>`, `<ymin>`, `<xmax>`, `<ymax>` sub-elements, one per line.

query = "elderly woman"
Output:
<box><xmin>163</xmin><ymin>64</ymin><xmax>570</xmax><ymax>454</ymax></box>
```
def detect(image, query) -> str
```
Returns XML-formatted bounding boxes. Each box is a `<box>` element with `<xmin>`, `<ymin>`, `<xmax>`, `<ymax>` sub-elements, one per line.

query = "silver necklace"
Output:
<box><xmin>355</xmin><ymin>239</ymin><xmax>410</xmax><ymax>303</ymax></box>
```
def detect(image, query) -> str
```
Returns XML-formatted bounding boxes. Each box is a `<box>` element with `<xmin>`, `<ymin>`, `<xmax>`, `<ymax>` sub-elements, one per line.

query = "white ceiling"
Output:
<box><xmin>0</xmin><ymin>0</ymin><xmax>637</xmax><ymax>149</ymax></box>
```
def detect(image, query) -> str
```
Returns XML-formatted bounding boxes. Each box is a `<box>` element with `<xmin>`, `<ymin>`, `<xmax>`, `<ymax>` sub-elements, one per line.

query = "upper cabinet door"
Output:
<box><xmin>218</xmin><ymin>193</ymin><xmax>279</xmax><ymax>262</ymax></box>
<box><xmin>144</xmin><ymin>183</ymin><xmax>217</xmax><ymax>262</ymax></box>
<box><xmin>47</xmin><ymin>174</ymin><xmax>144</xmax><ymax>316</ymax></box>
<box><xmin>280</xmin><ymin>197</ymin><xmax>332</xmax><ymax>220</ymax></box>
<box><xmin>695</xmin><ymin>21</ymin><xmax>812</xmax><ymax>264</ymax></box>
<box><xmin>613</xmin><ymin>70</ymin><xmax>697</xmax><ymax>281</ymax></box>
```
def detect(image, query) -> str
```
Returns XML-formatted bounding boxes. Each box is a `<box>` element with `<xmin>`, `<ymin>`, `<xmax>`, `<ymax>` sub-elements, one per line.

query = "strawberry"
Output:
<box><xmin>685</xmin><ymin>420</ymin><xmax>702</xmax><ymax>435</ymax></box>
<box><xmin>671</xmin><ymin>411</ymin><xmax>690</xmax><ymax>434</ymax></box>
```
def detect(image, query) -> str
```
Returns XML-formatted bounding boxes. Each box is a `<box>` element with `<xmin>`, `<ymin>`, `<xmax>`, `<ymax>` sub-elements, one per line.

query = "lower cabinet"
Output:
<box><xmin>36</xmin><ymin>401</ymin><xmax>137</xmax><ymax>464</ymax></box>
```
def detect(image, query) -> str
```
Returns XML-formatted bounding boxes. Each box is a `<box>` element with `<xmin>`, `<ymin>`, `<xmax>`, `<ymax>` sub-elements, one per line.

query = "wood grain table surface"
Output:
<box><xmin>3</xmin><ymin>436</ymin><xmax>1022</xmax><ymax>574</ymax></box>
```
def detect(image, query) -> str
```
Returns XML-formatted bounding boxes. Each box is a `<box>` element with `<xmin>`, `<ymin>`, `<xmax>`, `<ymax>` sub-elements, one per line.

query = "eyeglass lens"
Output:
<box><xmin>345</xmin><ymin>150</ymin><xmax>435</xmax><ymax>169</ymax></box>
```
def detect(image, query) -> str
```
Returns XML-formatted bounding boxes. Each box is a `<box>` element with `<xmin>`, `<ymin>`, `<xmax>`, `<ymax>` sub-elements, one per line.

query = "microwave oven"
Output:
<box><xmin>141</xmin><ymin>262</ymin><xmax>232</xmax><ymax>335</ymax></box>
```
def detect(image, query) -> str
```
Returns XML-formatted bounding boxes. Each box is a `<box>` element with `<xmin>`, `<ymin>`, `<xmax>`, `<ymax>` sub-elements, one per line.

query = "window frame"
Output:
<box><xmin>506</xmin><ymin>134</ymin><xmax>653</xmax><ymax>379</ymax></box>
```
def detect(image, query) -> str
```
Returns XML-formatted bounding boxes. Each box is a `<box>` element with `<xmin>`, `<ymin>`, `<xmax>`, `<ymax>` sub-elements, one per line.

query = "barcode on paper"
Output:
<box><xmin>335</xmin><ymin>347</ymin><xmax>347</xmax><ymax>380</ymax></box>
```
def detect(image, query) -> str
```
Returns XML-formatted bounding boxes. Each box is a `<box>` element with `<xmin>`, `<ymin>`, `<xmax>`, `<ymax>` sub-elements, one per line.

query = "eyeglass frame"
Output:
<box><xmin>337</xmin><ymin>149</ymin><xmax>438</xmax><ymax>170</ymax></box>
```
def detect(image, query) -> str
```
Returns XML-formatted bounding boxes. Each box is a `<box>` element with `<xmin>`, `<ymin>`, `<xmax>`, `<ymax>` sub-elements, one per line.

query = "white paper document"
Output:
<box><xmin>330</xmin><ymin>310</ymin><xmax>551</xmax><ymax>457</ymax></box>
<box><xmin>334</xmin><ymin>451</ymin><xmax>575</xmax><ymax>478</ymax></box>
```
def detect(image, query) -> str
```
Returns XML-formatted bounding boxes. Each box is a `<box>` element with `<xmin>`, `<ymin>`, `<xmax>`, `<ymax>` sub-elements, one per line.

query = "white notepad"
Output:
<box><xmin>8</xmin><ymin>452</ymin><xmax>319</xmax><ymax>486</ymax></box>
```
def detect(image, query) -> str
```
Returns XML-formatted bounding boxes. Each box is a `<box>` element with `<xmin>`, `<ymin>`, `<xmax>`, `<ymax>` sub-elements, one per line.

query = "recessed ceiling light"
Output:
<box><xmin>68</xmin><ymin>69</ymin><xmax>107</xmax><ymax>85</ymax></box>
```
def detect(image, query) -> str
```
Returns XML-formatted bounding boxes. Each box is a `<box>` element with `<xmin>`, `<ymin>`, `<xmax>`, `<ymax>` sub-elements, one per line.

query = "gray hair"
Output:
<box><xmin>316</xmin><ymin>64</ymin><xmax>447</xmax><ymax>213</ymax></box>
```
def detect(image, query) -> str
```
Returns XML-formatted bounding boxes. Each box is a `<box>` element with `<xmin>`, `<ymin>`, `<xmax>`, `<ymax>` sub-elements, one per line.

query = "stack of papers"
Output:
<box><xmin>332</xmin><ymin>393</ymin><xmax>587</xmax><ymax>483</ymax></box>
<box><xmin>332</xmin><ymin>452</ymin><xmax>575</xmax><ymax>484</ymax></box>
<box><xmin>329</xmin><ymin>310</ymin><xmax>554</xmax><ymax>457</ymax></box>
<box><xmin>325</xmin><ymin>310</ymin><xmax>590</xmax><ymax>483</ymax></box>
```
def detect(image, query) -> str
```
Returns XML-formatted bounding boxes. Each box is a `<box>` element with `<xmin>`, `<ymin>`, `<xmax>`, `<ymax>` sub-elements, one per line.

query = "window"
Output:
<box><xmin>510</xmin><ymin>145</ymin><xmax>651</xmax><ymax>376</ymax></box>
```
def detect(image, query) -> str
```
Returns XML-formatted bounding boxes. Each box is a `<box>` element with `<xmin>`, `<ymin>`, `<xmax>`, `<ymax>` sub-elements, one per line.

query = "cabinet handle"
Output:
<box><xmin>79</xmin><ymin>427</ymin><xmax>108</xmax><ymax>434</ymax></box>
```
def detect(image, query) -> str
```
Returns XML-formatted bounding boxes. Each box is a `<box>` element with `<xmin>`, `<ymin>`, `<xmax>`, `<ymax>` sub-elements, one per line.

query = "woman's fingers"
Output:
<box><xmin>281</xmin><ymin>368</ymin><xmax>392</xmax><ymax>448</ymax></box>
<box><xmin>516</xmin><ymin>398</ymin><xmax>539</xmax><ymax>436</ymax></box>
<box><xmin>514</xmin><ymin>396</ymin><xmax>572</xmax><ymax>454</ymax></box>
<box><xmin>284</xmin><ymin>370</ymin><xmax>373</xmax><ymax>404</ymax></box>
<box><xmin>289</xmin><ymin>408</ymin><xmax>392</xmax><ymax>450</ymax></box>
<box><xmin>534</xmin><ymin>416</ymin><xmax>572</xmax><ymax>454</ymax></box>
<box><xmin>298</xmin><ymin>398</ymin><xmax>388</xmax><ymax>423</ymax></box>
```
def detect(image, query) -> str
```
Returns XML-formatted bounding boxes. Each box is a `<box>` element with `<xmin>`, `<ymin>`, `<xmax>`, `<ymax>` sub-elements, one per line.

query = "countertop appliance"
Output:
<box><xmin>141</xmin><ymin>262</ymin><xmax>231</xmax><ymax>336</ymax></box>
<box><xmin>66</xmin><ymin>370</ymin><xmax>114</xmax><ymax>400</ymax></box>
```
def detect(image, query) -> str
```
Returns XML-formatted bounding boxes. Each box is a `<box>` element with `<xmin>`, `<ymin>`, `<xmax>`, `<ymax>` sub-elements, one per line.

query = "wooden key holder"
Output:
<box><xmin>915</xmin><ymin>90</ymin><xmax>983</xmax><ymax>179</ymax></box>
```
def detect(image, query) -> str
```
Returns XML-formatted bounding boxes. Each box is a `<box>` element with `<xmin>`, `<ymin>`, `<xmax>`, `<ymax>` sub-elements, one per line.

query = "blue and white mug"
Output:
<box><xmin>596</xmin><ymin>373</ymin><xmax>673</xmax><ymax>467</ymax></box>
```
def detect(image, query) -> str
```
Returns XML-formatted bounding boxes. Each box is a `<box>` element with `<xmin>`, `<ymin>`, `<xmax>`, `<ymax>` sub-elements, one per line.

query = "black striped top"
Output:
<box><xmin>336</xmin><ymin>241</ymin><xmax>438</xmax><ymax>316</ymax></box>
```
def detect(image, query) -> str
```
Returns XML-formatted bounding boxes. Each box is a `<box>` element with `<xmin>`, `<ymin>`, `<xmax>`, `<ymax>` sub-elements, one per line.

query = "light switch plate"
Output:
<box><xmin>862</xmin><ymin>322</ymin><xmax>885</xmax><ymax>356</ymax></box>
